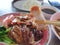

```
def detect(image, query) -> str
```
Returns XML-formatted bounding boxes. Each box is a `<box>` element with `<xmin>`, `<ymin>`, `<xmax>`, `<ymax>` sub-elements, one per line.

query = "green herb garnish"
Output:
<box><xmin>0</xmin><ymin>26</ymin><xmax>15</xmax><ymax>44</ymax></box>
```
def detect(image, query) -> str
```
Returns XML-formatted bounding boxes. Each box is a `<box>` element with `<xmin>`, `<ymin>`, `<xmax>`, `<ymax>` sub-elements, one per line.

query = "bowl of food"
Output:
<box><xmin>12</xmin><ymin>0</ymin><xmax>41</xmax><ymax>12</ymax></box>
<box><xmin>50</xmin><ymin>12</ymin><xmax>60</xmax><ymax>39</ymax></box>
<box><xmin>41</xmin><ymin>5</ymin><xmax>60</xmax><ymax>19</ymax></box>
<box><xmin>0</xmin><ymin>6</ymin><xmax>51</xmax><ymax>45</ymax></box>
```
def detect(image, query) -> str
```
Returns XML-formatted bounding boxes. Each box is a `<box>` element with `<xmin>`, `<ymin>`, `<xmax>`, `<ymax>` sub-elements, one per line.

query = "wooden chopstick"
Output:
<box><xmin>35</xmin><ymin>20</ymin><xmax>60</xmax><ymax>26</ymax></box>
<box><xmin>46</xmin><ymin>20</ymin><xmax>60</xmax><ymax>26</ymax></box>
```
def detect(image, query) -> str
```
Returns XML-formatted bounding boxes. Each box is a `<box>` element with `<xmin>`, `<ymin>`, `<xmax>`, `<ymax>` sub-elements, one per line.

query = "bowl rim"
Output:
<box><xmin>46</xmin><ymin>25</ymin><xmax>51</xmax><ymax>45</ymax></box>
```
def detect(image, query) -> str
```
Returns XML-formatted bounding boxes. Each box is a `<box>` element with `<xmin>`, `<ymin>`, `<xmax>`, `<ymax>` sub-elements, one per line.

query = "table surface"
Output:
<box><xmin>0</xmin><ymin>0</ymin><xmax>60</xmax><ymax>45</ymax></box>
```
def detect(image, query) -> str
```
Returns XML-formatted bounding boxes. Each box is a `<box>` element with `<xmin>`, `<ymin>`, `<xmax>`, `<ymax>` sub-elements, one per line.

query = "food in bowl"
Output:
<box><xmin>0</xmin><ymin>6</ymin><xmax>50</xmax><ymax>45</ymax></box>
<box><xmin>0</xmin><ymin>13</ymin><xmax>49</xmax><ymax>45</ymax></box>
<box><xmin>0</xmin><ymin>14</ymin><xmax>49</xmax><ymax>45</ymax></box>
<box><xmin>23</xmin><ymin>0</ymin><xmax>40</xmax><ymax>10</ymax></box>
<box><xmin>4</xmin><ymin>14</ymin><xmax>44</xmax><ymax>45</ymax></box>
<box><xmin>50</xmin><ymin>12</ymin><xmax>60</xmax><ymax>39</ymax></box>
<box><xmin>55</xmin><ymin>26</ymin><xmax>60</xmax><ymax>36</ymax></box>
<box><xmin>54</xmin><ymin>19</ymin><xmax>60</xmax><ymax>36</ymax></box>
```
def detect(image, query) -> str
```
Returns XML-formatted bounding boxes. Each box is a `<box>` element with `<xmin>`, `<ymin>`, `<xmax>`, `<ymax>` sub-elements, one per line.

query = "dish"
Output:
<box><xmin>41</xmin><ymin>5</ymin><xmax>60</xmax><ymax>19</ymax></box>
<box><xmin>50</xmin><ymin>12</ymin><xmax>60</xmax><ymax>39</ymax></box>
<box><xmin>0</xmin><ymin>13</ymin><xmax>51</xmax><ymax>45</ymax></box>
<box><xmin>0</xmin><ymin>6</ymin><xmax>51</xmax><ymax>45</ymax></box>
<box><xmin>12</xmin><ymin>0</ymin><xmax>41</xmax><ymax>11</ymax></box>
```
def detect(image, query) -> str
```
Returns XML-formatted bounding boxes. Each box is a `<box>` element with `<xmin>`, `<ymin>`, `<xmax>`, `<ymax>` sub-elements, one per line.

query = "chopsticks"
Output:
<box><xmin>35</xmin><ymin>20</ymin><xmax>60</xmax><ymax>26</ymax></box>
<box><xmin>30</xmin><ymin>6</ymin><xmax>60</xmax><ymax>26</ymax></box>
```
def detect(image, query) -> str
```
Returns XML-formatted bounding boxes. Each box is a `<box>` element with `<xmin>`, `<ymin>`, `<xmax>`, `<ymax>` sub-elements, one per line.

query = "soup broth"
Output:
<box><xmin>42</xmin><ymin>9</ymin><xmax>56</xmax><ymax>14</ymax></box>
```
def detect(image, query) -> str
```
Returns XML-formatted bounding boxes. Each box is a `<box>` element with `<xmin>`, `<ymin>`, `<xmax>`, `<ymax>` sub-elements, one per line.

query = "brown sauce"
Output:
<box><xmin>42</xmin><ymin>8</ymin><xmax>56</xmax><ymax>14</ymax></box>
<box><xmin>55</xmin><ymin>27</ymin><xmax>60</xmax><ymax>36</ymax></box>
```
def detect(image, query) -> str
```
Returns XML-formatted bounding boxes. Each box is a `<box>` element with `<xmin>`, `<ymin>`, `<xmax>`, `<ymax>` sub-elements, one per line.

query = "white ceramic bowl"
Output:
<box><xmin>41</xmin><ymin>4</ymin><xmax>60</xmax><ymax>19</ymax></box>
<box><xmin>50</xmin><ymin>12</ymin><xmax>60</xmax><ymax>39</ymax></box>
<box><xmin>13</xmin><ymin>0</ymin><xmax>41</xmax><ymax>11</ymax></box>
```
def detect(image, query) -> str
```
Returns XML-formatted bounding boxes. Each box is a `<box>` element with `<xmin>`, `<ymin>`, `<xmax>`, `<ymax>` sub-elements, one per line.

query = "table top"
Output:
<box><xmin>0</xmin><ymin>0</ymin><xmax>60</xmax><ymax>45</ymax></box>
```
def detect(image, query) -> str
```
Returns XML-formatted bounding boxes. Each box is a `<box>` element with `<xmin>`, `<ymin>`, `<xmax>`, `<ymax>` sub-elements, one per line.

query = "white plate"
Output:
<box><xmin>13</xmin><ymin>0</ymin><xmax>41</xmax><ymax>11</ymax></box>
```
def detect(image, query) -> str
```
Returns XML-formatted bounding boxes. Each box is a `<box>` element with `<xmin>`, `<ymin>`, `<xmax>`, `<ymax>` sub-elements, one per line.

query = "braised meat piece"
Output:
<box><xmin>8</xmin><ymin>15</ymin><xmax>43</xmax><ymax>45</ymax></box>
